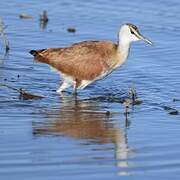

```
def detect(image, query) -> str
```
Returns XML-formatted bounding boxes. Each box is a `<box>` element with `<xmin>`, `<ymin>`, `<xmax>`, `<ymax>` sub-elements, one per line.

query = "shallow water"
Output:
<box><xmin>0</xmin><ymin>0</ymin><xmax>180</xmax><ymax>179</ymax></box>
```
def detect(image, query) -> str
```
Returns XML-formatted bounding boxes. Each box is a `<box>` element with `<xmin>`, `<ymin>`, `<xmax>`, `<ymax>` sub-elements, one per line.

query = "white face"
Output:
<box><xmin>118</xmin><ymin>24</ymin><xmax>152</xmax><ymax>45</ymax></box>
<box><xmin>119</xmin><ymin>25</ymin><xmax>140</xmax><ymax>45</ymax></box>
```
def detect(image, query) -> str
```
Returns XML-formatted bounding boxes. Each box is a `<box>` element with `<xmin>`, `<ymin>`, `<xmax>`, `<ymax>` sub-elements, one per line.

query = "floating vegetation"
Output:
<box><xmin>19</xmin><ymin>13</ymin><xmax>32</xmax><ymax>19</ymax></box>
<box><xmin>40</xmin><ymin>10</ymin><xmax>49</xmax><ymax>23</ymax></box>
<box><xmin>0</xmin><ymin>18</ymin><xmax>10</xmax><ymax>53</ymax></box>
<box><xmin>123</xmin><ymin>99</ymin><xmax>130</xmax><ymax>119</ymax></box>
<box><xmin>105</xmin><ymin>110</ymin><xmax>110</xmax><ymax>116</ymax></box>
<box><xmin>173</xmin><ymin>98</ymin><xmax>180</xmax><ymax>102</ymax></box>
<box><xmin>0</xmin><ymin>83</ymin><xmax>44</xmax><ymax>100</ymax></box>
<box><xmin>162</xmin><ymin>105</ymin><xmax>179</xmax><ymax>115</ymax></box>
<box><xmin>169</xmin><ymin>110</ymin><xmax>179</xmax><ymax>115</ymax></box>
<box><xmin>128</xmin><ymin>86</ymin><xmax>143</xmax><ymax>105</ymax></box>
<box><xmin>40</xmin><ymin>10</ymin><xmax>49</xmax><ymax>29</ymax></box>
<box><xmin>67</xmin><ymin>27</ymin><xmax>76</xmax><ymax>33</ymax></box>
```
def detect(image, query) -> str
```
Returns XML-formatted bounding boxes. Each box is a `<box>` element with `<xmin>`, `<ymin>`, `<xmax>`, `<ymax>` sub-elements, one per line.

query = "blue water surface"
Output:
<box><xmin>0</xmin><ymin>0</ymin><xmax>180</xmax><ymax>180</ymax></box>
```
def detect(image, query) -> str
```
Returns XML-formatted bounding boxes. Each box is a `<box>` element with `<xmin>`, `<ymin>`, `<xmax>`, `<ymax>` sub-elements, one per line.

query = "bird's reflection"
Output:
<box><xmin>33</xmin><ymin>95</ymin><xmax>131</xmax><ymax>174</ymax></box>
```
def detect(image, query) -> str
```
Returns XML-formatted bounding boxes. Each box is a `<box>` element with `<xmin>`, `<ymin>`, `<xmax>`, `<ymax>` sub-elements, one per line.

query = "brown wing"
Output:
<box><xmin>30</xmin><ymin>41</ymin><xmax>118</xmax><ymax>80</ymax></box>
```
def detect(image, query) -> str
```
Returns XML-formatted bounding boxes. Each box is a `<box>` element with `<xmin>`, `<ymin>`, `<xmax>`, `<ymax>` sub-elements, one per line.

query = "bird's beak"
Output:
<box><xmin>137</xmin><ymin>33</ymin><xmax>153</xmax><ymax>45</ymax></box>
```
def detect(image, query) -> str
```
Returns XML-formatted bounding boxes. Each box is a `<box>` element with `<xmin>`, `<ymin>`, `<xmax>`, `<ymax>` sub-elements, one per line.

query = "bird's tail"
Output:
<box><xmin>29</xmin><ymin>50</ymin><xmax>39</xmax><ymax>56</ymax></box>
<box><xmin>29</xmin><ymin>49</ymin><xmax>48</xmax><ymax>63</ymax></box>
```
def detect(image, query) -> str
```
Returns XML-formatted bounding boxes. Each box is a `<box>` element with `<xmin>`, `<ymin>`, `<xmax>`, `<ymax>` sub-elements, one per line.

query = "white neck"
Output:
<box><xmin>118</xmin><ymin>38</ymin><xmax>130</xmax><ymax>52</ymax></box>
<box><xmin>114</xmin><ymin>24</ymin><xmax>136</xmax><ymax>68</ymax></box>
<box><xmin>118</xmin><ymin>26</ymin><xmax>132</xmax><ymax>52</ymax></box>
<box><xmin>117</xmin><ymin>37</ymin><xmax>131</xmax><ymax>65</ymax></box>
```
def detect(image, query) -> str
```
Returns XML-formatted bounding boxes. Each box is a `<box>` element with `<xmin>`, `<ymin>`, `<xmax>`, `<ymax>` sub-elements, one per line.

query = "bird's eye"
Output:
<box><xmin>130</xmin><ymin>29</ymin><xmax>135</xmax><ymax>34</ymax></box>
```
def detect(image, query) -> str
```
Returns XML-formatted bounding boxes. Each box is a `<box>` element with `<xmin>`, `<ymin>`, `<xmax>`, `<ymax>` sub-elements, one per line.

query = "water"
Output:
<box><xmin>0</xmin><ymin>0</ymin><xmax>180</xmax><ymax>179</ymax></box>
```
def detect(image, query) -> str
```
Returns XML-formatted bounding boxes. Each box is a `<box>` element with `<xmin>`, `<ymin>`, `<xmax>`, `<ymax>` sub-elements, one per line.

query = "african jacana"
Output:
<box><xmin>29</xmin><ymin>23</ymin><xmax>152</xmax><ymax>94</ymax></box>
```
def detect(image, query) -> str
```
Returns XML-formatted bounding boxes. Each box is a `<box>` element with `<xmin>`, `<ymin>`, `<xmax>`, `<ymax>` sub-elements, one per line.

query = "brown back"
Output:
<box><xmin>31</xmin><ymin>41</ymin><xmax>118</xmax><ymax>80</ymax></box>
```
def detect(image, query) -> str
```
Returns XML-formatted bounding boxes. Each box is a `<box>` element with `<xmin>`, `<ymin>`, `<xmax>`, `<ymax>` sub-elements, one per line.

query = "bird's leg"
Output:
<box><xmin>72</xmin><ymin>82</ymin><xmax>78</xmax><ymax>96</ymax></box>
<box><xmin>56</xmin><ymin>81</ymin><xmax>71</xmax><ymax>94</ymax></box>
<box><xmin>72</xmin><ymin>79</ymin><xmax>81</xmax><ymax>96</ymax></box>
<box><xmin>72</xmin><ymin>88</ymin><xmax>77</xmax><ymax>96</ymax></box>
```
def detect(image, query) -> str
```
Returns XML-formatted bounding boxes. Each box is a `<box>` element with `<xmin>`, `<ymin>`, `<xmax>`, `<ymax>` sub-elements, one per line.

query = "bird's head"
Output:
<box><xmin>119</xmin><ymin>23</ymin><xmax>152</xmax><ymax>46</ymax></box>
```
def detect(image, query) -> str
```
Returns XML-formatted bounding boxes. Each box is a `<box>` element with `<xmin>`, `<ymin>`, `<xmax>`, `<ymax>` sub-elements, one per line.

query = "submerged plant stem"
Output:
<box><xmin>0</xmin><ymin>18</ymin><xmax>10</xmax><ymax>53</ymax></box>
<box><xmin>0</xmin><ymin>83</ymin><xmax>44</xmax><ymax>100</ymax></box>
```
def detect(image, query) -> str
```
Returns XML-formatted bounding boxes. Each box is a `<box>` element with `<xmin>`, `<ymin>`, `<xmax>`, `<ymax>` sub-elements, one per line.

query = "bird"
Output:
<box><xmin>29</xmin><ymin>23</ymin><xmax>152</xmax><ymax>94</ymax></box>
